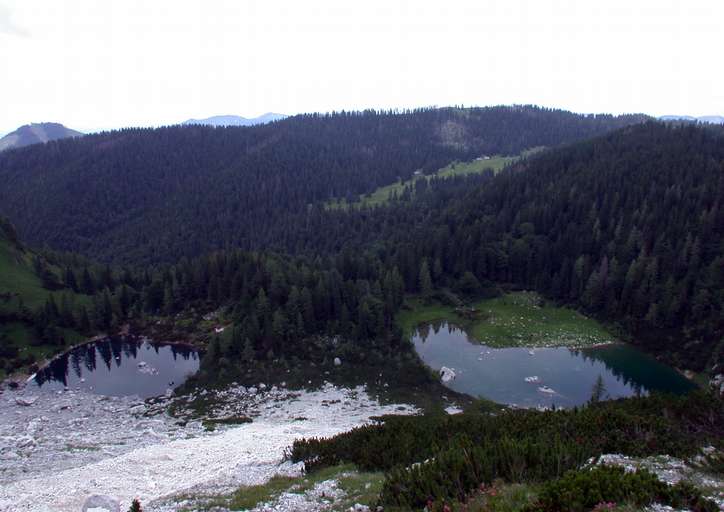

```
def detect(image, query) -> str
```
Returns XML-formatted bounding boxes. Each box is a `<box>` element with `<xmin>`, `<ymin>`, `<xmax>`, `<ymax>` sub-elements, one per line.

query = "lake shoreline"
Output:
<box><xmin>412</xmin><ymin>321</ymin><xmax>697</xmax><ymax>407</ymax></box>
<box><xmin>3</xmin><ymin>327</ymin><xmax>200</xmax><ymax>390</ymax></box>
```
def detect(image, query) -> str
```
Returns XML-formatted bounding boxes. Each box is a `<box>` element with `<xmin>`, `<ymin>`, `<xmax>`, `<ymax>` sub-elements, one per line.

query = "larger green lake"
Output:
<box><xmin>412</xmin><ymin>322</ymin><xmax>696</xmax><ymax>408</ymax></box>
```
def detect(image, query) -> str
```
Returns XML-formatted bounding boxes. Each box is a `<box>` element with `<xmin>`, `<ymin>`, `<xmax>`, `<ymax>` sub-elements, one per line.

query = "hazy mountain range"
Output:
<box><xmin>659</xmin><ymin>115</ymin><xmax>724</xmax><ymax>124</ymax></box>
<box><xmin>0</xmin><ymin>122</ymin><xmax>82</xmax><ymax>152</ymax></box>
<box><xmin>182</xmin><ymin>113</ymin><xmax>287</xmax><ymax>127</ymax></box>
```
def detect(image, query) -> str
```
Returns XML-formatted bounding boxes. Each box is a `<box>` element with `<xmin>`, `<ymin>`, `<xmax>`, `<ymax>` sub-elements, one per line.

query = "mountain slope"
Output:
<box><xmin>182</xmin><ymin>113</ymin><xmax>287</xmax><ymax>127</ymax></box>
<box><xmin>0</xmin><ymin>122</ymin><xmax>82</xmax><ymax>152</ymax></box>
<box><xmin>660</xmin><ymin>115</ymin><xmax>724</xmax><ymax>124</ymax></box>
<box><xmin>312</xmin><ymin>121</ymin><xmax>724</xmax><ymax>369</ymax></box>
<box><xmin>0</xmin><ymin>106</ymin><xmax>648</xmax><ymax>264</ymax></box>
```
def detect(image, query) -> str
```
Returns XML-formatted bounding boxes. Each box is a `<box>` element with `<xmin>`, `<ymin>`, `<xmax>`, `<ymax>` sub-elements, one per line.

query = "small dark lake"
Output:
<box><xmin>413</xmin><ymin>322</ymin><xmax>696</xmax><ymax>408</ymax></box>
<box><xmin>33</xmin><ymin>337</ymin><xmax>200</xmax><ymax>398</ymax></box>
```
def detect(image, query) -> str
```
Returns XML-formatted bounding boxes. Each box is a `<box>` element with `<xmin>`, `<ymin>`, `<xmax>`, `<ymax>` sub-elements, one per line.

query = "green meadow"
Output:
<box><xmin>398</xmin><ymin>291</ymin><xmax>616</xmax><ymax>348</ymax></box>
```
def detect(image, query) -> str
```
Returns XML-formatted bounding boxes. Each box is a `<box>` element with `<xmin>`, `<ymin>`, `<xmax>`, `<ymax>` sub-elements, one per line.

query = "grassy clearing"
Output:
<box><xmin>0</xmin><ymin>234</ymin><xmax>92</xmax><ymax>376</ymax></box>
<box><xmin>0</xmin><ymin>237</ymin><xmax>51</xmax><ymax>311</ymax></box>
<box><xmin>468</xmin><ymin>291</ymin><xmax>616</xmax><ymax>348</ymax></box>
<box><xmin>326</xmin><ymin>154</ymin><xmax>516</xmax><ymax>210</ymax></box>
<box><xmin>396</xmin><ymin>297</ymin><xmax>457</xmax><ymax>339</ymax></box>
<box><xmin>398</xmin><ymin>291</ymin><xmax>616</xmax><ymax>348</ymax></box>
<box><xmin>176</xmin><ymin>464</ymin><xmax>384</xmax><ymax>512</ymax></box>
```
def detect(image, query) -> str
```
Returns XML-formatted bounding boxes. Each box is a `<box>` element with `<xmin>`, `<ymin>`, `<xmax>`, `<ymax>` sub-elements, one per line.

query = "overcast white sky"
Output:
<box><xmin>0</xmin><ymin>0</ymin><xmax>722</xmax><ymax>133</ymax></box>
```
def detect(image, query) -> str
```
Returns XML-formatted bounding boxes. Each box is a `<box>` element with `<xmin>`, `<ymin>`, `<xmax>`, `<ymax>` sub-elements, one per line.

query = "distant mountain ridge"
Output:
<box><xmin>659</xmin><ymin>115</ymin><xmax>724</xmax><ymax>124</ymax></box>
<box><xmin>182</xmin><ymin>113</ymin><xmax>287</xmax><ymax>127</ymax></box>
<box><xmin>0</xmin><ymin>122</ymin><xmax>83</xmax><ymax>152</ymax></box>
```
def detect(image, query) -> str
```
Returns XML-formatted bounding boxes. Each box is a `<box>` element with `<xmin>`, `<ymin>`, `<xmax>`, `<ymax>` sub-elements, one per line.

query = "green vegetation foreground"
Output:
<box><xmin>290</xmin><ymin>391</ymin><xmax>724</xmax><ymax>510</ymax></box>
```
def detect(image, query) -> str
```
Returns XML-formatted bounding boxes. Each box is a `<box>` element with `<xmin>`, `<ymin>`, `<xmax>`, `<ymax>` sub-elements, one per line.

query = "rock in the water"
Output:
<box><xmin>334</xmin><ymin>357</ymin><xmax>342</xmax><ymax>367</ymax></box>
<box><xmin>81</xmin><ymin>494</ymin><xmax>120</xmax><ymax>512</ymax></box>
<box><xmin>15</xmin><ymin>396</ymin><xmax>38</xmax><ymax>406</ymax></box>
<box><xmin>439</xmin><ymin>366</ymin><xmax>456</xmax><ymax>382</ymax></box>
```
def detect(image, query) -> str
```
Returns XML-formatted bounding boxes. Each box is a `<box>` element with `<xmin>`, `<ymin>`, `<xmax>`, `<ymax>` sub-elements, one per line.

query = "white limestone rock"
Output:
<box><xmin>439</xmin><ymin>366</ymin><xmax>456</xmax><ymax>382</ymax></box>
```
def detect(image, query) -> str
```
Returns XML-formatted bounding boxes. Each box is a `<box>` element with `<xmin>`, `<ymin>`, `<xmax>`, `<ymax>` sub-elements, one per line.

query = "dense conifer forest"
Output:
<box><xmin>289</xmin><ymin>122</ymin><xmax>724</xmax><ymax>369</ymax></box>
<box><xmin>0</xmin><ymin>106</ymin><xmax>647</xmax><ymax>264</ymax></box>
<box><xmin>1</xmin><ymin>112</ymin><xmax>723</xmax><ymax>376</ymax></box>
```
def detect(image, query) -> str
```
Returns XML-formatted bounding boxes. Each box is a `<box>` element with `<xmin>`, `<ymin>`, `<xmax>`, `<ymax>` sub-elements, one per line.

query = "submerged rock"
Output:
<box><xmin>334</xmin><ymin>357</ymin><xmax>342</xmax><ymax>366</ymax></box>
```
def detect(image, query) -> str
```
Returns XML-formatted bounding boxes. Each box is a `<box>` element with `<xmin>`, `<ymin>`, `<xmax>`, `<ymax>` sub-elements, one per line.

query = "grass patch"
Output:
<box><xmin>175</xmin><ymin>464</ymin><xmax>383</xmax><ymax>512</ymax></box>
<box><xmin>396</xmin><ymin>297</ymin><xmax>457</xmax><ymax>339</ymax></box>
<box><xmin>326</xmin><ymin>154</ymin><xmax>518</xmax><ymax>210</ymax></box>
<box><xmin>435</xmin><ymin>482</ymin><xmax>539</xmax><ymax>512</ymax></box>
<box><xmin>0</xmin><ymin>238</ymin><xmax>51</xmax><ymax>311</ymax></box>
<box><xmin>397</xmin><ymin>291</ymin><xmax>616</xmax><ymax>348</ymax></box>
<box><xmin>468</xmin><ymin>291</ymin><xmax>616</xmax><ymax>348</ymax></box>
<box><xmin>201</xmin><ymin>415</ymin><xmax>253</xmax><ymax>431</ymax></box>
<box><xmin>228</xmin><ymin>474</ymin><xmax>299</xmax><ymax>510</ymax></box>
<box><xmin>2</xmin><ymin>322</ymin><xmax>85</xmax><ymax>361</ymax></box>
<box><xmin>334</xmin><ymin>470</ymin><xmax>385</xmax><ymax>511</ymax></box>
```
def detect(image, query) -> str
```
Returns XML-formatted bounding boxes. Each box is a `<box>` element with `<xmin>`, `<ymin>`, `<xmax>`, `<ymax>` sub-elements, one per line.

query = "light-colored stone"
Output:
<box><xmin>81</xmin><ymin>494</ymin><xmax>120</xmax><ymax>512</ymax></box>
<box><xmin>439</xmin><ymin>366</ymin><xmax>455</xmax><ymax>382</ymax></box>
<box><xmin>334</xmin><ymin>357</ymin><xmax>342</xmax><ymax>366</ymax></box>
<box><xmin>15</xmin><ymin>396</ymin><xmax>38</xmax><ymax>407</ymax></box>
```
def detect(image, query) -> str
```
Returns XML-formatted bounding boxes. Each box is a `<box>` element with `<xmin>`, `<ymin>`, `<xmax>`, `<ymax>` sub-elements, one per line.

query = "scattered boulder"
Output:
<box><xmin>82</xmin><ymin>495</ymin><xmax>120</xmax><ymax>512</ymax></box>
<box><xmin>16</xmin><ymin>436</ymin><xmax>36</xmax><ymax>448</ymax></box>
<box><xmin>334</xmin><ymin>357</ymin><xmax>342</xmax><ymax>367</ymax></box>
<box><xmin>710</xmin><ymin>374</ymin><xmax>724</xmax><ymax>395</ymax></box>
<box><xmin>349</xmin><ymin>504</ymin><xmax>370</xmax><ymax>512</ymax></box>
<box><xmin>439</xmin><ymin>367</ymin><xmax>456</xmax><ymax>382</ymax></box>
<box><xmin>15</xmin><ymin>396</ymin><xmax>38</xmax><ymax>407</ymax></box>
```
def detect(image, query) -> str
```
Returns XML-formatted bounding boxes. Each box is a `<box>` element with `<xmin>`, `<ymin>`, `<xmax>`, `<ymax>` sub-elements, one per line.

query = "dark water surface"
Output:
<box><xmin>33</xmin><ymin>337</ymin><xmax>200</xmax><ymax>398</ymax></box>
<box><xmin>412</xmin><ymin>322</ymin><xmax>695</xmax><ymax>408</ymax></box>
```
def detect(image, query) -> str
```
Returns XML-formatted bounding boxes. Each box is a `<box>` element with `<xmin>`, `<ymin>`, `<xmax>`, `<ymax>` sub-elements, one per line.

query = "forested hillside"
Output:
<box><xmin>0</xmin><ymin>218</ymin><xmax>96</xmax><ymax>375</ymax></box>
<box><xmin>283</xmin><ymin>122</ymin><xmax>724</xmax><ymax>369</ymax></box>
<box><xmin>0</xmin><ymin>106</ymin><xmax>647</xmax><ymax>264</ymax></box>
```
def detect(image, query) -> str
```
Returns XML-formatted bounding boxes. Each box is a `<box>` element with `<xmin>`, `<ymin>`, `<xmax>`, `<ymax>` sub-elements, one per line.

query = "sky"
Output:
<box><xmin>1</xmin><ymin>0</ymin><xmax>722</xmax><ymax>133</ymax></box>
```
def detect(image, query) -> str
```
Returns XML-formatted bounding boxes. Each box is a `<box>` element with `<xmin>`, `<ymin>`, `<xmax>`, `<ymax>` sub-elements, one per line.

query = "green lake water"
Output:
<box><xmin>412</xmin><ymin>322</ymin><xmax>696</xmax><ymax>408</ymax></box>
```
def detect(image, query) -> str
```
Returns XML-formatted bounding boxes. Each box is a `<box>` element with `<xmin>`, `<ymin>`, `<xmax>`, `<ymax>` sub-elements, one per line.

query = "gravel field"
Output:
<box><xmin>0</xmin><ymin>382</ymin><xmax>416</xmax><ymax>512</ymax></box>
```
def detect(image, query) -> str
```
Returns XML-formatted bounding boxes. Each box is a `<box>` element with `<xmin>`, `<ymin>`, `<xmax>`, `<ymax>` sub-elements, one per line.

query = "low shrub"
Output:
<box><xmin>290</xmin><ymin>392</ymin><xmax>723</xmax><ymax>508</ymax></box>
<box><xmin>528</xmin><ymin>465</ymin><xmax>718</xmax><ymax>512</ymax></box>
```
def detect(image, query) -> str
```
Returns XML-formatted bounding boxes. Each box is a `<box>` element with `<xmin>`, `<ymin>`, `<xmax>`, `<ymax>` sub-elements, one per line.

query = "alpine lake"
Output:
<box><xmin>408</xmin><ymin>292</ymin><xmax>696</xmax><ymax>408</ymax></box>
<box><xmin>32</xmin><ymin>337</ymin><xmax>200</xmax><ymax>399</ymax></box>
<box><xmin>29</xmin><ymin>293</ymin><xmax>695</xmax><ymax>407</ymax></box>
